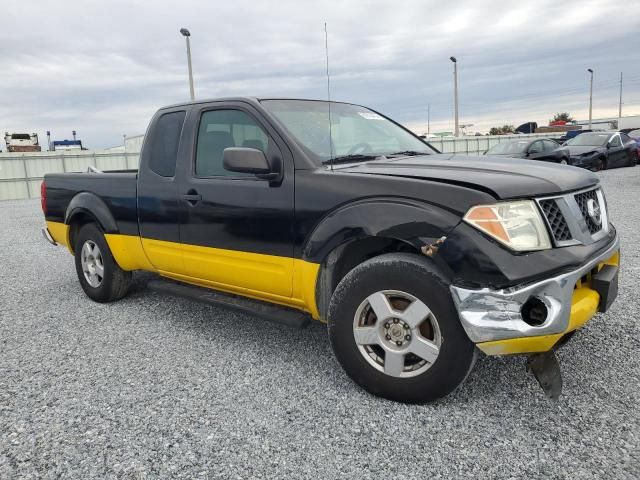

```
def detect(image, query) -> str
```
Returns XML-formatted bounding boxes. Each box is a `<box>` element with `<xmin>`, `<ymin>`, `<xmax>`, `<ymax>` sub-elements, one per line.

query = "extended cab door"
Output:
<box><xmin>175</xmin><ymin>102</ymin><xmax>295</xmax><ymax>300</ymax></box>
<box><xmin>137</xmin><ymin>108</ymin><xmax>189</xmax><ymax>274</ymax></box>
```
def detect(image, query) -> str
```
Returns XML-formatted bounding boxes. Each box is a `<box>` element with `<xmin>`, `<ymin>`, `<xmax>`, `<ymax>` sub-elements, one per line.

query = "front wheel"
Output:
<box><xmin>328</xmin><ymin>253</ymin><xmax>476</xmax><ymax>404</ymax></box>
<box><xmin>74</xmin><ymin>223</ymin><xmax>132</xmax><ymax>302</ymax></box>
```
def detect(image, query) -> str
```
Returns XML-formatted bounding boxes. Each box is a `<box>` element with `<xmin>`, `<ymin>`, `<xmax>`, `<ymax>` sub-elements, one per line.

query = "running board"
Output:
<box><xmin>147</xmin><ymin>279</ymin><xmax>311</xmax><ymax>329</ymax></box>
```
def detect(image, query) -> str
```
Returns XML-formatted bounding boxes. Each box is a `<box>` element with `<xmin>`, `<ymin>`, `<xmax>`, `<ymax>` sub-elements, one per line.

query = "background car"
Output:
<box><xmin>484</xmin><ymin>138</ymin><xmax>570</xmax><ymax>163</ymax></box>
<box><xmin>564</xmin><ymin>131</ymin><xmax>637</xmax><ymax>170</ymax></box>
<box><xmin>621</xmin><ymin>128</ymin><xmax>640</xmax><ymax>160</ymax></box>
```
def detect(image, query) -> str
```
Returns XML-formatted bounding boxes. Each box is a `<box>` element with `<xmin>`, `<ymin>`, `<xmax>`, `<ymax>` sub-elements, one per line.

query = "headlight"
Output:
<box><xmin>463</xmin><ymin>200</ymin><xmax>551</xmax><ymax>251</ymax></box>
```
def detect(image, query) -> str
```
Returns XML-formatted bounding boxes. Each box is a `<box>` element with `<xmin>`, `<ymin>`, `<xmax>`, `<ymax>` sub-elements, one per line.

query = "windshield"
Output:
<box><xmin>565</xmin><ymin>132</ymin><xmax>610</xmax><ymax>146</ymax></box>
<box><xmin>486</xmin><ymin>141</ymin><xmax>529</xmax><ymax>155</ymax></box>
<box><xmin>261</xmin><ymin>99</ymin><xmax>434</xmax><ymax>164</ymax></box>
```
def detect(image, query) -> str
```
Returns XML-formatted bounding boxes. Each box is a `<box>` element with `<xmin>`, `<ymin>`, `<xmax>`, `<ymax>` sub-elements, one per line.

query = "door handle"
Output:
<box><xmin>182</xmin><ymin>191</ymin><xmax>202</xmax><ymax>205</ymax></box>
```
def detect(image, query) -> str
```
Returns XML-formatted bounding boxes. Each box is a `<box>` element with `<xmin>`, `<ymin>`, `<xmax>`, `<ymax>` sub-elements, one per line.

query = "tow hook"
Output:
<box><xmin>421</xmin><ymin>236</ymin><xmax>446</xmax><ymax>257</ymax></box>
<box><xmin>527</xmin><ymin>350</ymin><xmax>562</xmax><ymax>400</ymax></box>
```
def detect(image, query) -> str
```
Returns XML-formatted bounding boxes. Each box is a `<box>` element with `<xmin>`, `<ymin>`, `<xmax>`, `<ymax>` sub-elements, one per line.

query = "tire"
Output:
<box><xmin>559</xmin><ymin>158</ymin><xmax>568</xmax><ymax>165</ymax></box>
<box><xmin>594</xmin><ymin>157</ymin><xmax>606</xmax><ymax>171</ymax></box>
<box><xmin>629</xmin><ymin>151</ymin><xmax>637</xmax><ymax>167</ymax></box>
<box><xmin>74</xmin><ymin>223</ymin><xmax>132</xmax><ymax>303</ymax></box>
<box><xmin>327</xmin><ymin>253</ymin><xmax>476</xmax><ymax>404</ymax></box>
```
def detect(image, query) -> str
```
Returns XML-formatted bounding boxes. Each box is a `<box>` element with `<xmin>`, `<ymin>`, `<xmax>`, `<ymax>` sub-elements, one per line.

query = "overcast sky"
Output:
<box><xmin>2</xmin><ymin>0</ymin><xmax>639</xmax><ymax>149</ymax></box>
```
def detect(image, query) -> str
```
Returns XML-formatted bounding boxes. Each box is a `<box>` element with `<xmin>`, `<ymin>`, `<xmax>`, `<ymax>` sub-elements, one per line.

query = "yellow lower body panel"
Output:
<box><xmin>46</xmin><ymin>221</ymin><xmax>71</xmax><ymax>251</ymax></box>
<box><xmin>105</xmin><ymin>234</ymin><xmax>155</xmax><ymax>272</ymax></box>
<box><xmin>181</xmin><ymin>242</ymin><xmax>294</xmax><ymax>298</ymax></box>
<box><xmin>44</xmin><ymin>222</ymin><xmax>321</xmax><ymax>321</ymax></box>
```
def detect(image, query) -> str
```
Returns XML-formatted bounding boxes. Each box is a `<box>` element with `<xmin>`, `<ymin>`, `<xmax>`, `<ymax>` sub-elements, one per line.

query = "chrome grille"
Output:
<box><xmin>539</xmin><ymin>199</ymin><xmax>572</xmax><ymax>242</ymax></box>
<box><xmin>536</xmin><ymin>187</ymin><xmax>607</xmax><ymax>247</ymax></box>
<box><xmin>574</xmin><ymin>189</ymin><xmax>601</xmax><ymax>234</ymax></box>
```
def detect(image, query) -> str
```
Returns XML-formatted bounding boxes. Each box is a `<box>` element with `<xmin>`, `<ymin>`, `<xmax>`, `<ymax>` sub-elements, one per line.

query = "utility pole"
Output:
<box><xmin>587</xmin><ymin>68</ymin><xmax>593</xmax><ymax>129</ymax></box>
<box><xmin>618</xmin><ymin>72</ymin><xmax>623</xmax><ymax>126</ymax></box>
<box><xmin>180</xmin><ymin>28</ymin><xmax>195</xmax><ymax>101</ymax></box>
<box><xmin>450</xmin><ymin>57</ymin><xmax>459</xmax><ymax>137</ymax></box>
<box><xmin>427</xmin><ymin>103</ymin><xmax>431</xmax><ymax>136</ymax></box>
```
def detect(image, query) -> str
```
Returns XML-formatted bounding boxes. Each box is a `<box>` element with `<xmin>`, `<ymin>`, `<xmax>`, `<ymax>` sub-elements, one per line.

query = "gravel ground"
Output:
<box><xmin>1</xmin><ymin>167</ymin><xmax>639</xmax><ymax>479</ymax></box>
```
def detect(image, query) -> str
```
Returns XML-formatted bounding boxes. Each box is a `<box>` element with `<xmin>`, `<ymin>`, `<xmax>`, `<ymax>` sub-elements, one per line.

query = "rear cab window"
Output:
<box><xmin>149</xmin><ymin>111</ymin><xmax>186</xmax><ymax>177</ymax></box>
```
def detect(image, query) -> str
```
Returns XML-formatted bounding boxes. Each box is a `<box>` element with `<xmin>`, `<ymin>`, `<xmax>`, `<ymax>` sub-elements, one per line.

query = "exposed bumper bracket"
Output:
<box><xmin>527</xmin><ymin>350</ymin><xmax>562</xmax><ymax>400</ymax></box>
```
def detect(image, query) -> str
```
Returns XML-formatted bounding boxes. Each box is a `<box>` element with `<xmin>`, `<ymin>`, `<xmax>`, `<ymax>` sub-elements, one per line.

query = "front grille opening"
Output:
<box><xmin>575</xmin><ymin>189</ymin><xmax>602</xmax><ymax>234</ymax></box>
<box><xmin>540</xmin><ymin>199</ymin><xmax>572</xmax><ymax>242</ymax></box>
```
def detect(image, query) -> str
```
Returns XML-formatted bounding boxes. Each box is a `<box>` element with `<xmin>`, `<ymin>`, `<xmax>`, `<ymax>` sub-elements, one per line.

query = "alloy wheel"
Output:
<box><xmin>352</xmin><ymin>290</ymin><xmax>442</xmax><ymax>378</ymax></box>
<box><xmin>80</xmin><ymin>240</ymin><xmax>104</xmax><ymax>288</ymax></box>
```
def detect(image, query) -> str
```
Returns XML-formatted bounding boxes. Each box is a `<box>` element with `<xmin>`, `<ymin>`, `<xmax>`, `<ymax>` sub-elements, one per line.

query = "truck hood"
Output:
<box><xmin>334</xmin><ymin>154</ymin><xmax>598</xmax><ymax>199</ymax></box>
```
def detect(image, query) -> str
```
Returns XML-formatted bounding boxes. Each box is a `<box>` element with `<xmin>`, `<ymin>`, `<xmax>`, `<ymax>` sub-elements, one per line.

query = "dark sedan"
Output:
<box><xmin>564</xmin><ymin>131</ymin><xmax>637</xmax><ymax>170</ymax></box>
<box><xmin>621</xmin><ymin>128</ymin><xmax>640</xmax><ymax>160</ymax></box>
<box><xmin>484</xmin><ymin>138</ymin><xmax>569</xmax><ymax>163</ymax></box>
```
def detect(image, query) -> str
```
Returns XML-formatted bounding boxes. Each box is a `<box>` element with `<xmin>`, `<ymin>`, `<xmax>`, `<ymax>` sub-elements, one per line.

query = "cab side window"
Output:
<box><xmin>196</xmin><ymin>110</ymin><xmax>269</xmax><ymax>177</ymax></box>
<box><xmin>529</xmin><ymin>141</ymin><xmax>543</xmax><ymax>153</ymax></box>
<box><xmin>149</xmin><ymin>111</ymin><xmax>186</xmax><ymax>177</ymax></box>
<box><xmin>609</xmin><ymin>135</ymin><xmax>622</xmax><ymax>147</ymax></box>
<box><xmin>544</xmin><ymin>140</ymin><xmax>558</xmax><ymax>151</ymax></box>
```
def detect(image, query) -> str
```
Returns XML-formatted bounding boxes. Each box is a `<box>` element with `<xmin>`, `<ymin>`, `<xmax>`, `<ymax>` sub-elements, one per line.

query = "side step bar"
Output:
<box><xmin>147</xmin><ymin>279</ymin><xmax>311</xmax><ymax>329</ymax></box>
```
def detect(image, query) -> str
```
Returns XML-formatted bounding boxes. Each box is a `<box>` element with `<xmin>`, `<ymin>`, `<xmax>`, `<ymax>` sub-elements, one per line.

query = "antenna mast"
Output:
<box><xmin>324</xmin><ymin>22</ymin><xmax>334</xmax><ymax>169</ymax></box>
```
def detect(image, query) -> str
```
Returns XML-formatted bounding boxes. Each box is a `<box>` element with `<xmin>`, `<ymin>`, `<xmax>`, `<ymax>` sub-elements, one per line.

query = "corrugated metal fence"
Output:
<box><xmin>0</xmin><ymin>151</ymin><xmax>140</xmax><ymax>200</ymax></box>
<box><xmin>0</xmin><ymin>132</ymin><xmax>562</xmax><ymax>201</ymax></box>
<box><xmin>427</xmin><ymin>132</ymin><xmax>563</xmax><ymax>155</ymax></box>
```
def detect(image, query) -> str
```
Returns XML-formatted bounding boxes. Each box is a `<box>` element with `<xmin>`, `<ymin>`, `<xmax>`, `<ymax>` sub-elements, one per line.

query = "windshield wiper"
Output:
<box><xmin>387</xmin><ymin>150</ymin><xmax>429</xmax><ymax>157</ymax></box>
<box><xmin>322</xmin><ymin>154</ymin><xmax>382</xmax><ymax>166</ymax></box>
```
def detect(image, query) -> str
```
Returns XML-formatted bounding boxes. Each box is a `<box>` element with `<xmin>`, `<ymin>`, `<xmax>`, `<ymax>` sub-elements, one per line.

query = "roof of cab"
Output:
<box><xmin>158</xmin><ymin>97</ymin><xmax>358</xmax><ymax>111</ymax></box>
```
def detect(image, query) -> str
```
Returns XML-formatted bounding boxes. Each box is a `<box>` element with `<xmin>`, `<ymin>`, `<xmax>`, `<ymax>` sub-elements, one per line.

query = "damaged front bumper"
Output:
<box><xmin>450</xmin><ymin>234</ymin><xmax>620</xmax><ymax>355</ymax></box>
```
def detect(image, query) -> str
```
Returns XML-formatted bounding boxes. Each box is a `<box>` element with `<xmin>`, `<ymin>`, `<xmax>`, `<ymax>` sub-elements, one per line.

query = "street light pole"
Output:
<box><xmin>618</xmin><ymin>72</ymin><xmax>623</xmax><ymax>126</ymax></box>
<box><xmin>180</xmin><ymin>28</ymin><xmax>195</xmax><ymax>101</ymax></box>
<box><xmin>450</xmin><ymin>57</ymin><xmax>459</xmax><ymax>137</ymax></box>
<box><xmin>587</xmin><ymin>68</ymin><xmax>593</xmax><ymax>129</ymax></box>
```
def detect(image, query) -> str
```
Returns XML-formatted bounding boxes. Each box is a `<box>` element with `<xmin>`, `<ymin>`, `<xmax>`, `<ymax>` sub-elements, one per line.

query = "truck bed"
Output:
<box><xmin>44</xmin><ymin>171</ymin><xmax>139</xmax><ymax>236</ymax></box>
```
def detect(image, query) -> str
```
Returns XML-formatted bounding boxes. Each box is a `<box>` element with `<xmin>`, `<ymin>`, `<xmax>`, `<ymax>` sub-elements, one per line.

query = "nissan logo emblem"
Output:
<box><xmin>587</xmin><ymin>198</ymin><xmax>602</xmax><ymax>226</ymax></box>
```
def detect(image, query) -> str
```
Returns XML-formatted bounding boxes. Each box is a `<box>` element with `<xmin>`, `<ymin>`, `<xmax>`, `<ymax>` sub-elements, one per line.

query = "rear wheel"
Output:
<box><xmin>328</xmin><ymin>253</ymin><xmax>476</xmax><ymax>403</ymax></box>
<box><xmin>74</xmin><ymin>223</ymin><xmax>132</xmax><ymax>302</ymax></box>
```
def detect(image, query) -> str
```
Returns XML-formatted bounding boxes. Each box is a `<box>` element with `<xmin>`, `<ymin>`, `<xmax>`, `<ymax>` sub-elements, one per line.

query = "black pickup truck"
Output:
<box><xmin>41</xmin><ymin>98</ymin><xmax>620</xmax><ymax>403</ymax></box>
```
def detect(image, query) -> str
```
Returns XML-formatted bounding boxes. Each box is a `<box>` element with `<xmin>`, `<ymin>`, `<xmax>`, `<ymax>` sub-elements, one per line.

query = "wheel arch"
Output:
<box><xmin>65</xmin><ymin>192</ymin><xmax>119</xmax><ymax>253</ymax></box>
<box><xmin>305</xmin><ymin>198</ymin><xmax>461</xmax><ymax>321</ymax></box>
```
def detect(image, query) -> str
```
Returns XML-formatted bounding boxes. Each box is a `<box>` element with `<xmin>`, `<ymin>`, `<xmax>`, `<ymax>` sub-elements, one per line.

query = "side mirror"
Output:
<box><xmin>223</xmin><ymin>147</ymin><xmax>276</xmax><ymax>178</ymax></box>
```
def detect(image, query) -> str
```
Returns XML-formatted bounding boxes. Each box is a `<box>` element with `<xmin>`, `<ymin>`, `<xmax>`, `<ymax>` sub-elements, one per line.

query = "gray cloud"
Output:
<box><xmin>1</xmin><ymin>0</ymin><xmax>639</xmax><ymax>148</ymax></box>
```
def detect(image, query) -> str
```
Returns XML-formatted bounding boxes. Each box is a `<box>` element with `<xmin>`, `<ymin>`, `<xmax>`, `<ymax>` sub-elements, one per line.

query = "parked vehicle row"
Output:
<box><xmin>484</xmin><ymin>131</ymin><xmax>638</xmax><ymax>171</ymax></box>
